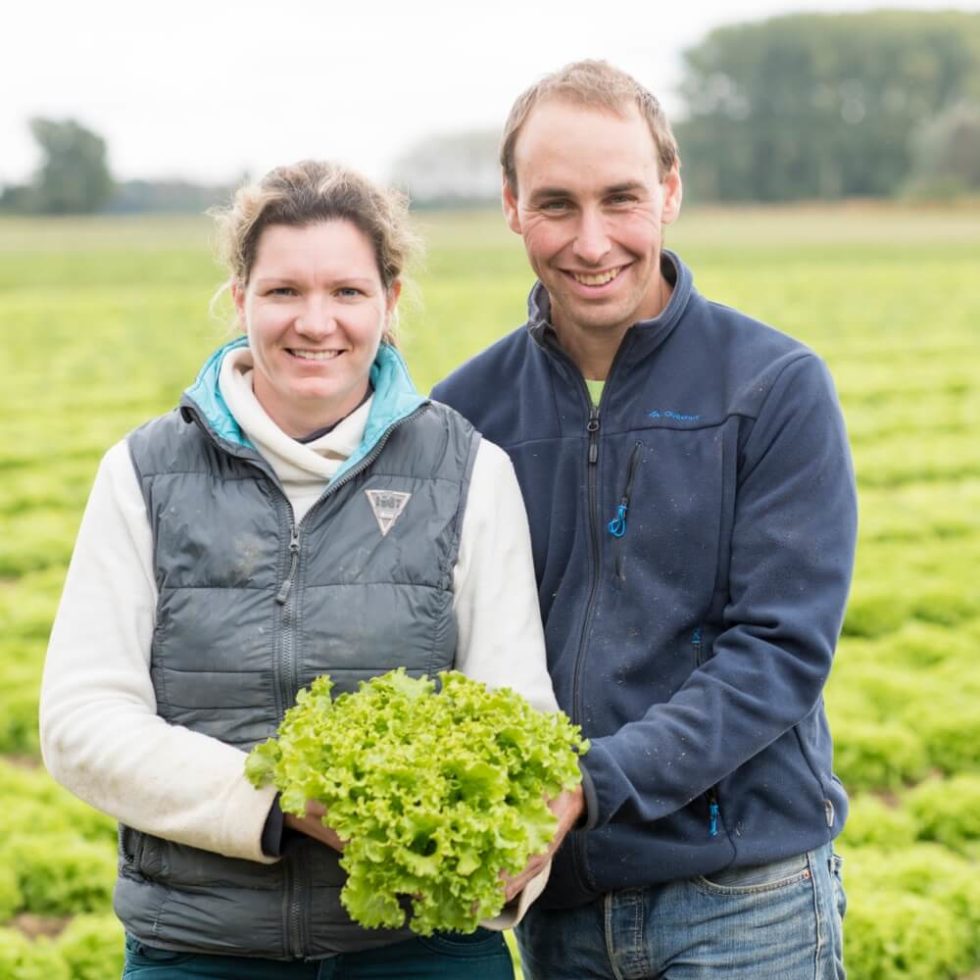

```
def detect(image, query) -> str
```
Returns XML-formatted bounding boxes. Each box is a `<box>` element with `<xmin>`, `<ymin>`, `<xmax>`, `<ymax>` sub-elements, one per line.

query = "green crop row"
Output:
<box><xmin>840</xmin><ymin>845</ymin><xmax>980</xmax><ymax>980</ymax></box>
<box><xmin>844</xmin><ymin>776</ymin><xmax>980</xmax><ymax>856</ymax></box>
<box><xmin>852</xmin><ymin>429</ymin><xmax>980</xmax><ymax>489</ymax></box>
<box><xmin>0</xmin><ymin>763</ymin><xmax>119</xmax><ymax>977</ymax></box>
<box><xmin>828</xmin><ymin>618</ymin><xmax>980</xmax><ymax>790</ymax></box>
<box><xmin>0</xmin><ymin>916</ymin><xmax>123</xmax><ymax>980</ymax></box>
<box><xmin>858</xmin><ymin>480</ymin><xmax>980</xmax><ymax>545</ymax></box>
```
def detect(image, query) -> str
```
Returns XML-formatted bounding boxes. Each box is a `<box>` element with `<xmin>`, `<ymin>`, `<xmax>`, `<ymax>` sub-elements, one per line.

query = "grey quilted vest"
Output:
<box><xmin>115</xmin><ymin>399</ymin><xmax>479</xmax><ymax>960</ymax></box>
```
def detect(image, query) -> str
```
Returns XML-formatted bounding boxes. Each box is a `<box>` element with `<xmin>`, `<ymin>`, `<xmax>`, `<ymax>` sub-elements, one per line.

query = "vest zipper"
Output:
<box><xmin>273</xmin><ymin>409</ymin><xmax>426</xmax><ymax>959</ymax></box>
<box><xmin>184</xmin><ymin>399</ymin><xmax>429</xmax><ymax>958</ymax></box>
<box><xmin>272</xmin><ymin>404</ymin><xmax>429</xmax><ymax>713</ymax></box>
<box><xmin>283</xmin><ymin>860</ymin><xmax>304</xmax><ymax>957</ymax></box>
<box><xmin>275</xmin><ymin>528</ymin><xmax>301</xmax><ymax>605</ymax></box>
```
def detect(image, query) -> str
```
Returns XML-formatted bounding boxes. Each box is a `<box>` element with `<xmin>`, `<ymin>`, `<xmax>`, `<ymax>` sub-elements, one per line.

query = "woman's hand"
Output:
<box><xmin>501</xmin><ymin>785</ymin><xmax>585</xmax><ymax>902</ymax></box>
<box><xmin>283</xmin><ymin>800</ymin><xmax>347</xmax><ymax>853</ymax></box>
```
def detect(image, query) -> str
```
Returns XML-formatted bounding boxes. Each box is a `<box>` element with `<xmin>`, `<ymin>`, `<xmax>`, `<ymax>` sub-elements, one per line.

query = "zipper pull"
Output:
<box><xmin>586</xmin><ymin>406</ymin><xmax>600</xmax><ymax>464</ymax></box>
<box><xmin>275</xmin><ymin>528</ymin><xmax>301</xmax><ymax>605</ymax></box>
<box><xmin>708</xmin><ymin>792</ymin><xmax>720</xmax><ymax>837</ymax></box>
<box><xmin>608</xmin><ymin>502</ymin><xmax>628</xmax><ymax>537</ymax></box>
<box><xmin>608</xmin><ymin>442</ymin><xmax>642</xmax><ymax>537</ymax></box>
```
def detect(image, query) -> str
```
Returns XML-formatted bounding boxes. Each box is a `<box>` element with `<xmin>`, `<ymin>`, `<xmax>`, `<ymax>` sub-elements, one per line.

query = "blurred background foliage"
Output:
<box><xmin>3</xmin><ymin>11</ymin><xmax>980</xmax><ymax>214</ymax></box>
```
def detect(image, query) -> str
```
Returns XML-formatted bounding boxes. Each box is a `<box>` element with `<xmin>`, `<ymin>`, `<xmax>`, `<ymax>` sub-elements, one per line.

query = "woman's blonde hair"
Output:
<box><xmin>211</xmin><ymin>160</ymin><xmax>419</xmax><ymax>344</ymax></box>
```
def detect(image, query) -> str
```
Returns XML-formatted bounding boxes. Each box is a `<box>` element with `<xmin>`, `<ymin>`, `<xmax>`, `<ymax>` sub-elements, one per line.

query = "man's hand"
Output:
<box><xmin>283</xmin><ymin>800</ymin><xmax>346</xmax><ymax>853</ymax></box>
<box><xmin>502</xmin><ymin>784</ymin><xmax>585</xmax><ymax>902</ymax></box>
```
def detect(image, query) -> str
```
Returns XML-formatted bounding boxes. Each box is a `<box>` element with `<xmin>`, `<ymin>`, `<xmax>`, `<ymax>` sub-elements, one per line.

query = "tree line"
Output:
<box><xmin>3</xmin><ymin>9</ymin><xmax>979</xmax><ymax>214</ymax></box>
<box><xmin>674</xmin><ymin>10</ymin><xmax>980</xmax><ymax>202</ymax></box>
<box><xmin>0</xmin><ymin>117</ymin><xmax>238</xmax><ymax>216</ymax></box>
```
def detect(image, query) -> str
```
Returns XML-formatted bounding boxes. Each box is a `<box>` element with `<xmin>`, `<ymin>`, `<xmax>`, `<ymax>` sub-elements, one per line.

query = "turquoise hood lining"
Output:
<box><xmin>182</xmin><ymin>336</ymin><xmax>252</xmax><ymax>448</ymax></box>
<box><xmin>181</xmin><ymin>337</ymin><xmax>426</xmax><ymax>475</ymax></box>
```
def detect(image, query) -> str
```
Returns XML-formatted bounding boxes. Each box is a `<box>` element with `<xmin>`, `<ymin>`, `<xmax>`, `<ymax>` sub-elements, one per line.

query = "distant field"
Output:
<box><xmin>1</xmin><ymin>204</ymin><xmax>978</xmax><ymax>978</ymax></box>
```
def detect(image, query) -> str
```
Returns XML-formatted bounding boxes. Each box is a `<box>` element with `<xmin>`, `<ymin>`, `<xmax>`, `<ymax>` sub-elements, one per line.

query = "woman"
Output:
<box><xmin>40</xmin><ymin>161</ymin><xmax>558</xmax><ymax>978</ymax></box>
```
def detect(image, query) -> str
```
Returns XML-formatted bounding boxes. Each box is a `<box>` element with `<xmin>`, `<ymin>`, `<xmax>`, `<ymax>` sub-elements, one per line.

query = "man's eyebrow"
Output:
<box><xmin>528</xmin><ymin>181</ymin><xmax>648</xmax><ymax>203</ymax></box>
<box><xmin>529</xmin><ymin>186</ymin><xmax>571</xmax><ymax>202</ymax></box>
<box><xmin>605</xmin><ymin>181</ymin><xmax>647</xmax><ymax>195</ymax></box>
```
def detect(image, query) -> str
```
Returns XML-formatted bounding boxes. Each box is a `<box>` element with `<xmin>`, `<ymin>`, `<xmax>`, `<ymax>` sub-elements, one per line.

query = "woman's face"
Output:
<box><xmin>233</xmin><ymin>220</ymin><xmax>399</xmax><ymax>437</ymax></box>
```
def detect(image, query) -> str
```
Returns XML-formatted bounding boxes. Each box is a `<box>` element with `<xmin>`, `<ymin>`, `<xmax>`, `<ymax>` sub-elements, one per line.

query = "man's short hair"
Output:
<box><xmin>500</xmin><ymin>59</ymin><xmax>680</xmax><ymax>193</ymax></box>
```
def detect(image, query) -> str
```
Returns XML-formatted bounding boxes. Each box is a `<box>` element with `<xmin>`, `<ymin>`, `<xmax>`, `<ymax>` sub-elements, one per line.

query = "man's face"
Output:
<box><xmin>503</xmin><ymin>99</ymin><xmax>681</xmax><ymax>350</ymax></box>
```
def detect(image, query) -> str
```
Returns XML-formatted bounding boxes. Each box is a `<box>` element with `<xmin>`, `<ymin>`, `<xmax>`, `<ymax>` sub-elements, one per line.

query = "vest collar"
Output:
<box><xmin>181</xmin><ymin>339</ymin><xmax>426</xmax><ymax>477</ymax></box>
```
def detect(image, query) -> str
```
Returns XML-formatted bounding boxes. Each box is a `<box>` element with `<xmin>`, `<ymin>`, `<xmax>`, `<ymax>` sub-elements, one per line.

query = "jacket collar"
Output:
<box><xmin>525</xmin><ymin>249</ymin><xmax>694</xmax><ymax>362</ymax></box>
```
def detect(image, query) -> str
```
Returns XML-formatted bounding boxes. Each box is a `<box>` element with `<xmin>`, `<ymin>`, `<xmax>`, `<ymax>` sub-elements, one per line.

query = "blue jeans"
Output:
<box><xmin>517</xmin><ymin>844</ymin><xmax>846</xmax><ymax>979</ymax></box>
<box><xmin>122</xmin><ymin>928</ymin><xmax>513</xmax><ymax>979</ymax></box>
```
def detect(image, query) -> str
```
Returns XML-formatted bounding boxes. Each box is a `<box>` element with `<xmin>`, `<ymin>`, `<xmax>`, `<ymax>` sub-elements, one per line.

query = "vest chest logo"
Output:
<box><xmin>364</xmin><ymin>490</ymin><xmax>412</xmax><ymax>537</ymax></box>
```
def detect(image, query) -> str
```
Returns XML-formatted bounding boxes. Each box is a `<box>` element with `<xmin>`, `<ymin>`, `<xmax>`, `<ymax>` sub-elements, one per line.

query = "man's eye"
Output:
<box><xmin>540</xmin><ymin>200</ymin><xmax>570</xmax><ymax>213</ymax></box>
<box><xmin>337</xmin><ymin>287</ymin><xmax>363</xmax><ymax>298</ymax></box>
<box><xmin>608</xmin><ymin>194</ymin><xmax>636</xmax><ymax>206</ymax></box>
<box><xmin>268</xmin><ymin>286</ymin><xmax>296</xmax><ymax>296</ymax></box>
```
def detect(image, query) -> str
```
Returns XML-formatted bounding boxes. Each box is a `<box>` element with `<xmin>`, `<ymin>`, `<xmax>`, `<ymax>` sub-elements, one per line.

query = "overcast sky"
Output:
<box><xmin>3</xmin><ymin>0</ymin><xmax>979</xmax><ymax>186</ymax></box>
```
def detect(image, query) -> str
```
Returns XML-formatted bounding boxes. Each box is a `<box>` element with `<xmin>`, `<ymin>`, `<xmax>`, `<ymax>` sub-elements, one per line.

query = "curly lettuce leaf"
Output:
<box><xmin>246</xmin><ymin>668</ymin><xmax>588</xmax><ymax>935</ymax></box>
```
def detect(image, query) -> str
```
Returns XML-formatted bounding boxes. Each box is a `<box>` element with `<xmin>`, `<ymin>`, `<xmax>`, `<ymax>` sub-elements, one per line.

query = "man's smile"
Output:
<box><xmin>566</xmin><ymin>265</ymin><xmax>628</xmax><ymax>288</ymax></box>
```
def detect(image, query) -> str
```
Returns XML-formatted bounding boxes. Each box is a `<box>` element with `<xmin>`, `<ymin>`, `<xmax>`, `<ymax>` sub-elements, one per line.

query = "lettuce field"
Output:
<box><xmin>1</xmin><ymin>204</ymin><xmax>978</xmax><ymax>978</ymax></box>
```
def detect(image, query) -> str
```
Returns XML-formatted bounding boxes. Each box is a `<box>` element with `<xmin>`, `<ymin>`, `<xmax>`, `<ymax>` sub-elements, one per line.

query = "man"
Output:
<box><xmin>433</xmin><ymin>61</ymin><xmax>855</xmax><ymax>979</ymax></box>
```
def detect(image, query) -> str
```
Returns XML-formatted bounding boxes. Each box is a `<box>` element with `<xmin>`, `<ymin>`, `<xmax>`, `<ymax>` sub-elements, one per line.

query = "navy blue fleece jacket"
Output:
<box><xmin>432</xmin><ymin>251</ymin><xmax>857</xmax><ymax>908</ymax></box>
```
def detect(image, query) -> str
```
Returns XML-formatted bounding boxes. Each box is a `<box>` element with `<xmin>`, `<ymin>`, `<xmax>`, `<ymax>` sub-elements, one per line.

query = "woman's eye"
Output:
<box><xmin>337</xmin><ymin>287</ymin><xmax>363</xmax><ymax>298</ymax></box>
<box><xmin>268</xmin><ymin>286</ymin><xmax>296</xmax><ymax>296</ymax></box>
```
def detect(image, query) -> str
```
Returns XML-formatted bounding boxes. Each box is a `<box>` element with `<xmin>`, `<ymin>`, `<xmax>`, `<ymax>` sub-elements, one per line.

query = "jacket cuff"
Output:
<box><xmin>260</xmin><ymin>794</ymin><xmax>285</xmax><ymax>858</ymax></box>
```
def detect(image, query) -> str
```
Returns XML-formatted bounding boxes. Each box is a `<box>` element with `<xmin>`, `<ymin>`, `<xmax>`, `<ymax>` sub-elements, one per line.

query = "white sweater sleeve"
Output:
<box><xmin>39</xmin><ymin>440</ymin><xmax>277</xmax><ymax>863</ymax></box>
<box><xmin>453</xmin><ymin>440</ymin><xmax>559</xmax><ymax>714</ymax></box>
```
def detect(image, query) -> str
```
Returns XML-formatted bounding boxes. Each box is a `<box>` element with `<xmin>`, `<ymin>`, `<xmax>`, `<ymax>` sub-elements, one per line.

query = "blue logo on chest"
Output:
<box><xmin>649</xmin><ymin>409</ymin><xmax>702</xmax><ymax>422</ymax></box>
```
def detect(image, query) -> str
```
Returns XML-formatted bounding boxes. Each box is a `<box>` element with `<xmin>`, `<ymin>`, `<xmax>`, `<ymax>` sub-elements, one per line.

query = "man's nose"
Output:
<box><xmin>572</xmin><ymin>209</ymin><xmax>612</xmax><ymax>265</ymax></box>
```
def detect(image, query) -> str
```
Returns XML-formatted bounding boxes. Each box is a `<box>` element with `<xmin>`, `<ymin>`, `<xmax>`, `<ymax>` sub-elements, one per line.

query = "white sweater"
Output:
<box><xmin>40</xmin><ymin>348</ymin><xmax>557</xmax><ymax>867</ymax></box>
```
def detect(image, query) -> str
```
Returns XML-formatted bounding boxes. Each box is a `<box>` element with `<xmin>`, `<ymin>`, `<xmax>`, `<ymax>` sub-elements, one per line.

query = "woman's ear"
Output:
<box><xmin>231</xmin><ymin>280</ymin><xmax>246</xmax><ymax>328</ymax></box>
<box><xmin>386</xmin><ymin>279</ymin><xmax>403</xmax><ymax>318</ymax></box>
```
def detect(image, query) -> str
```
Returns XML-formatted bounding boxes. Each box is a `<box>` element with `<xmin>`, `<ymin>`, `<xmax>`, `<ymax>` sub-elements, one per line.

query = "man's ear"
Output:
<box><xmin>502</xmin><ymin>177</ymin><xmax>522</xmax><ymax>234</ymax></box>
<box><xmin>661</xmin><ymin>165</ymin><xmax>683</xmax><ymax>226</ymax></box>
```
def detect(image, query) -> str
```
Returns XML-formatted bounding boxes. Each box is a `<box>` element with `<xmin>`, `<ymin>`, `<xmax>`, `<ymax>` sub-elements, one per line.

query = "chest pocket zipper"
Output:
<box><xmin>609</xmin><ymin>443</ymin><xmax>644</xmax><ymax>580</ymax></box>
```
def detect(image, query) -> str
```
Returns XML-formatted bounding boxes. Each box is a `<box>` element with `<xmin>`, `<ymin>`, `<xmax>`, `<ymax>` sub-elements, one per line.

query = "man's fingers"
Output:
<box><xmin>501</xmin><ymin>854</ymin><xmax>549</xmax><ymax>902</ymax></box>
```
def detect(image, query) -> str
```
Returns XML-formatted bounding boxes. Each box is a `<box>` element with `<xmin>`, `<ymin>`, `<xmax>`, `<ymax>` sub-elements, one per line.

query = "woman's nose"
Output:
<box><xmin>295</xmin><ymin>298</ymin><xmax>336</xmax><ymax>336</ymax></box>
